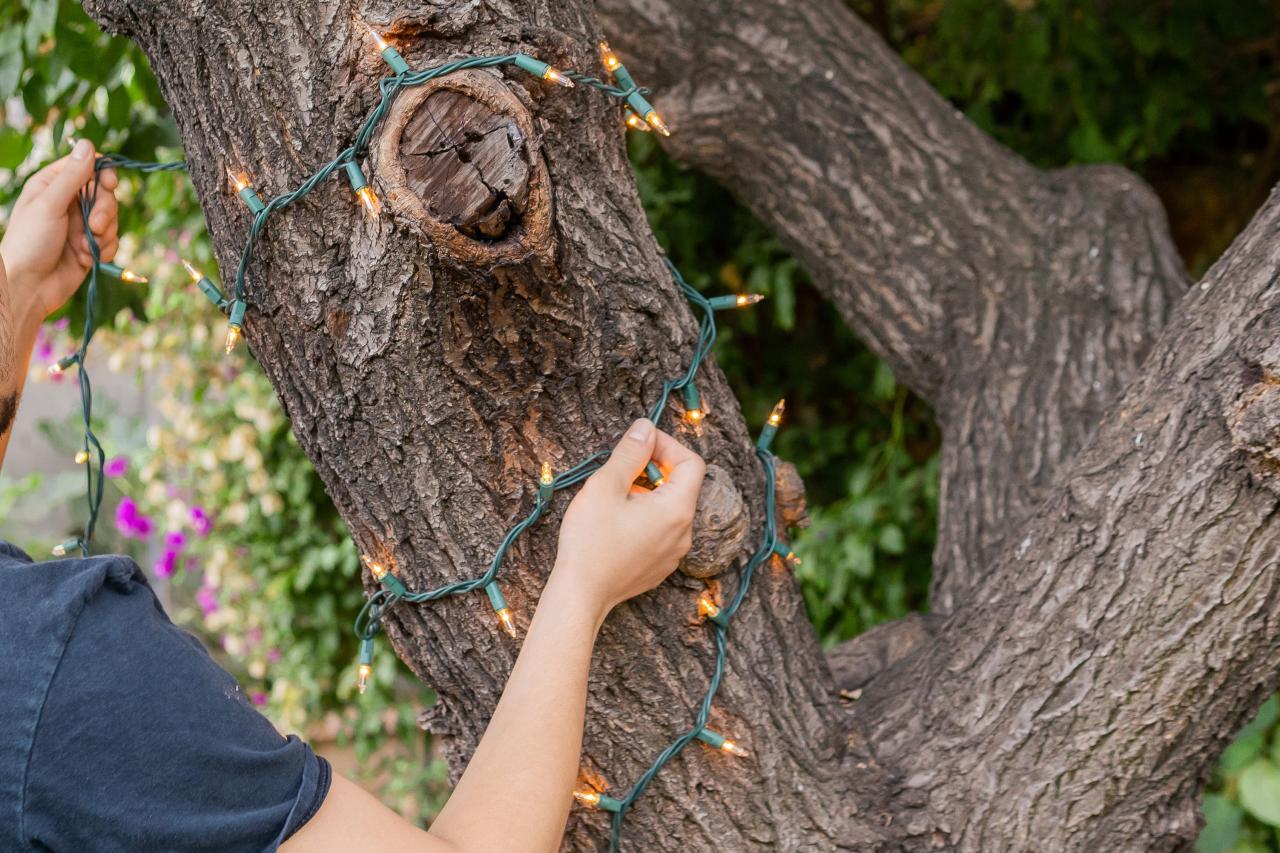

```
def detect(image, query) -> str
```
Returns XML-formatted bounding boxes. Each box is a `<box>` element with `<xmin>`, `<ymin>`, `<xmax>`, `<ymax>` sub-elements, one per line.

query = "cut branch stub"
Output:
<box><xmin>774</xmin><ymin>459</ymin><xmax>809</xmax><ymax>530</ymax></box>
<box><xmin>679</xmin><ymin>463</ymin><xmax>750</xmax><ymax>579</ymax></box>
<box><xmin>373</xmin><ymin>69</ymin><xmax>555</xmax><ymax>266</ymax></box>
<box><xmin>1226</xmin><ymin>361</ymin><xmax>1280</xmax><ymax>488</ymax></box>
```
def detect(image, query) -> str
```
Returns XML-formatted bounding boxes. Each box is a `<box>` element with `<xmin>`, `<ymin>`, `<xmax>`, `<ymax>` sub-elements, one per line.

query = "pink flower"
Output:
<box><xmin>250</xmin><ymin>691</ymin><xmax>268</xmax><ymax>707</ymax></box>
<box><xmin>266</xmin><ymin>647</ymin><xmax>282</xmax><ymax>664</ymax></box>
<box><xmin>153</xmin><ymin>549</ymin><xmax>179</xmax><ymax>578</ymax></box>
<box><xmin>103</xmin><ymin>456</ymin><xmax>129</xmax><ymax>477</ymax></box>
<box><xmin>164</xmin><ymin>530</ymin><xmax>187</xmax><ymax>552</ymax></box>
<box><xmin>114</xmin><ymin>497</ymin><xmax>153</xmax><ymax>540</ymax></box>
<box><xmin>190</xmin><ymin>506</ymin><xmax>212</xmax><ymax>536</ymax></box>
<box><xmin>196</xmin><ymin>586</ymin><xmax>219</xmax><ymax>617</ymax></box>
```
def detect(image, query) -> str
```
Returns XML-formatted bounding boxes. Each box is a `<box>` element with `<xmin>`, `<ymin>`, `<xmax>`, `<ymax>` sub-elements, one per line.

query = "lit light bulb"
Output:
<box><xmin>697</xmin><ymin>590</ymin><xmax>721</xmax><ymax>620</ymax></box>
<box><xmin>644</xmin><ymin>110</ymin><xmax>671</xmax><ymax>136</ymax></box>
<box><xmin>48</xmin><ymin>363</ymin><xmax>62</xmax><ymax>377</ymax></box>
<box><xmin>486</xmin><ymin>582</ymin><xmax>517</xmax><ymax>637</ymax></box>
<box><xmin>773</xmin><ymin>541</ymin><xmax>801</xmax><ymax>567</ymax></box>
<box><xmin>538</xmin><ymin>460</ymin><xmax>555</xmax><ymax>502</ymax></box>
<box><xmin>356</xmin><ymin>186</ymin><xmax>381</xmax><ymax>218</ymax></box>
<box><xmin>363</xmin><ymin>22</ymin><xmax>390</xmax><ymax>51</ymax></box>
<box><xmin>623</xmin><ymin>110</ymin><xmax>652</xmax><ymax>132</ymax></box>
<box><xmin>496</xmin><ymin>607</ymin><xmax>517</xmax><ymax>638</ymax></box>
<box><xmin>357</xmin><ymin>634</ymin><xmax>376</xmax><ymax>695</ymax></box>
<box><xmin>362</xmin><ymin>554</ymin><xmax>388</xmax><ymax>580</ymax></box>
<box><xmin>683</xmin><ymin>384</ymin><xmax>705</xmax><ymax>428</ymax></box>
<box><xmin>696</xmin><ymin>727</ymin><xmax>749</xmax><ymax>757</ymax></box>
<box><xmin>573</xmin><ymin>788</ymin><xmax>623</xmax><ymax>812</ymax></box>
<box><xmin>644</xmin><ymin>460</ymin><xmax>665</xmax><ymax>488</ymax></box>
<box><xmin>97</xmin><ymin>261</ymin><xmax>148</xmax><ymax>283</ymax></box>
<box><xmin>357</xmin><ymin>663</ymin><xmax>372</xmax><ymax>694</ymax></box>
<box><xmin>599</xmin><ymin>40</ymin><xmax>622</xmax><ymax>72</ymax></box>
<box><xmin>707</xmin><ymin>292</ymin><xmax>766</xmax><ymax>310</ymax></box>
<box><xmin>183</xmin><ymin>260</ymin><xmax>204</xmax><ymax>282</ymax></box>
<box><xmin>227</xmin><ymin>168</ymin><xmax>266</xmax><ymax>214</ymax></box>
<box><xmin>184</xmin><ymin>259</ymin><xmax>230</xmax><ymax>310</ymax></box>
<box><xmin>364</xmin><ymin>23</ymin><xmax>411</xmax><ymax>74</ymax></box>
<box><xmin>226</xmin><ymin>167</ymin><xmax>250</xmax><ymax>193</ymax></box>
<box><xmin>74</xmin><ymin>450</ymin><xmax>90</xmax><ymax>464</ymax></box>
<box><xmin>768</xmin><ymin>398</ymin><xmax>785</xmax><ymax>427</ymax></box>
<box><xmin>542</xmin><ymin>65</ymin><xmax>575</xmax><ymax>88</ymax></box>
<box><xmin>225</xmin><ymin>300</ymin><xmax>246</xmax><ymax>356</ymax></box>
<box><xmin>757</xmin><ymin>398</ymin><xmax>786</xmax><ymax>451</ymax></box>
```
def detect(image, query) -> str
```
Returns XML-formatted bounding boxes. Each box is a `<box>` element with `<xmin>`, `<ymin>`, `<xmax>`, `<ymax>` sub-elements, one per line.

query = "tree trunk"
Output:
<box><xmin>81</xmin><ymin>0</ymin><xmax>1280</xmax><ymax>849</ymax></box>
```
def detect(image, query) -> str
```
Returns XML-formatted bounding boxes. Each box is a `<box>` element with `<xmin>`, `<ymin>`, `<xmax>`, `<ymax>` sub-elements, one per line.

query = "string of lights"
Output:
<box><xmin>53</xmin><ymin>32</ymin><xmax>799</xmax><ymax>850</ymax></box>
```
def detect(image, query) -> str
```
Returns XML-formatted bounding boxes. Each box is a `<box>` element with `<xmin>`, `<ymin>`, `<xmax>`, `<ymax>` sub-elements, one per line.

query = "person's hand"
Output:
<box><xmin>0</xmin><ymin>139</ymin><xmax>119</xmax><ymax>322</ymax></box>
<box><xmin>552</xmin><ymin>418</ymin><xmax>707</xmax><ymax>615</ymax></box>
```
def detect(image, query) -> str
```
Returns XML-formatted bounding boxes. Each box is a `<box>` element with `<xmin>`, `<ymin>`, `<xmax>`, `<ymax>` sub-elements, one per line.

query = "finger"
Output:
<box><xmin>651</xmin><ymin>430</ymin><xmax>706</xmax><ymax>504</ymax></box>
<box><xmin>97</xmin><ymin>235</ymin><xmax>119</xmax><ymax>263</ymax></box>
<box><xmin>33</xmin><ymin>140</ymin><xmax>97</xmax><ymax>212</ymax></box>
<box><xmin>97</xmin><ymin>168</ymin><xmax>118</xmax><ymax>191</ymax></box>
<box><xmin>594</xmin><ymin>418</ymin><xmax>658</xmax><ymax>494</ymax></box>
<box><xmin>88</xmin><ymin>189</ymin><xmax>118</xmax><ymax>235</ymax></box>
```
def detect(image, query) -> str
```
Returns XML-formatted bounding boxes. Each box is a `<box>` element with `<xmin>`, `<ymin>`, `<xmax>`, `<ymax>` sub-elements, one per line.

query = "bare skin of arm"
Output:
<box><xmin>0</xmin><ymin>139</ymin><xmax>120</xmax><ymax>468</ymax></box>
<box><xmin>2</xmin><ymin>142</ymin><xmax>708</xmax><ymax>853</ymax></box>
<box><xmin>285</xmin><ymin>421</ymin><xmax>705</xmax><ymax>852</ymax></box>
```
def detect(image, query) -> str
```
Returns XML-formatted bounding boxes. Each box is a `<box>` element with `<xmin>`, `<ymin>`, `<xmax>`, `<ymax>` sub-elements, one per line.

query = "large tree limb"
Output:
<box><xmin>599</xmin><ymin>0</ymin><xmax>1190</xmax><ymax>611</ymax></box>
<box><xmin>859</xmin><ymin>189</ymin><xmax>1280</xmax><ymax>847</ymax></box>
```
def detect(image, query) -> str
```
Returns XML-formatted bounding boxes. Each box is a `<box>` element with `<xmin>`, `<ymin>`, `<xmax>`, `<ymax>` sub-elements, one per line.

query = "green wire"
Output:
<box><xmin>69</xmin><ymin>47</ymin><xmax>775</xmax><ymax>851</ymax></box>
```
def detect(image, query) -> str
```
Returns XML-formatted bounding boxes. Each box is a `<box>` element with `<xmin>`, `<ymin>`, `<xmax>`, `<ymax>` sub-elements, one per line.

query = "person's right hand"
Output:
<box><xmin>552</xmin><ymin>418</ymin><xmax>706</xmax><ymax>615</ymax></box>
<box><xmin>0</xmin><ymin>139</ymin><xmax>119</xmax><ymax>322</ymax></box>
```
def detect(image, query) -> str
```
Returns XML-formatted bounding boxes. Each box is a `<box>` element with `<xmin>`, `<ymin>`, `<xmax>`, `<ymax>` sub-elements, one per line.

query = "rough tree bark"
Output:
<box><xmin>82</xmin><ymin>0</ymin><xmax>1280</xmax><ymax>849</ymax></box>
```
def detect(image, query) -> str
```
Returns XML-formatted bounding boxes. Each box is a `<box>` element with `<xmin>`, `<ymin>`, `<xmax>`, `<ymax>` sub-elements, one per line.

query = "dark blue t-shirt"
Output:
<box><xmin>0</xmin><ymin>542</ymin><xmax>330</xmax><ymax>851</ymax></box>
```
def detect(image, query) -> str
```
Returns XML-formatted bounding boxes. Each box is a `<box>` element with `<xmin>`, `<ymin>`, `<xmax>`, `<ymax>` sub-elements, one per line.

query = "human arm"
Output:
<box><xmin>0</xmin><ymin>139</ymin><xmax>119</xmax><ymax>468</ymax></box>
<box><xmin>284</xmin><ymin>418</ymin><xmax>705</xmax><ymax>852</ymax></box>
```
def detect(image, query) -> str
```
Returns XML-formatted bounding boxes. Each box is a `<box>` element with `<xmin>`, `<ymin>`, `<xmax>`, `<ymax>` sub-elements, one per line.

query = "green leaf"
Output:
<box><xmin>1239</xmin><ymin>760</ymin><xmax>1280</xmax><ymax>826</ymax></box>
<box><xmin>0</xmin><ymin>29</ymin><xmax>22</xmax><ymax>100</ymax></box>
<box><xmin>1196</xmin><ymin>793</ymin><xmax>1241</xmax><ymax>852</ymax></box>
<box><xmin>0</xmin><ymin>127</ymin><xmax>33</xmax><ymax>169</ymax></box>
<box><xmin>24</xmin><ymin>0</ymin><xmax>58</xmax><ymax>53</ymax></box>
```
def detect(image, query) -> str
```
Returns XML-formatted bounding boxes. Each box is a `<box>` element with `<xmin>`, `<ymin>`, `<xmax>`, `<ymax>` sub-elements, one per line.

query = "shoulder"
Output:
<box><xmin>0</xmin><ymin>542</ymin><xmax>153</xmax><ymax>849</ymax></box>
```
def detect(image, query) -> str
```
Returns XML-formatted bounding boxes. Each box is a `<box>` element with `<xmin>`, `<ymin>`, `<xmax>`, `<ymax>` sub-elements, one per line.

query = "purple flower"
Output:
<box><xmin>190</xmin><ymin>506</ymin><xmax>212</xmax><ymax>536</ymax></box>
<box><xmin>250</xmin><ymin>691</ymin><xmax>268</xmax><ymax>707</ymax></box>
<box><xmin>266</xmin><ymin>647</ymin><xmax>282</xmax><ymax>664</ymax></box>
<box><xmin>114</xmin><ymin>497</ymin><xmax>153</xmax><ymax>540</ymax></box>
<box><xmin>153</xmin><ymin>549</ymin><xmax>179</xmax><ymax>578</ymax></box>
<box><xmin>196</xmin><ymin>586</ymin><xmax>219</xmax><ymax>617</ymax></box>
<box><xmin>103</xmin><ymin>456</ymin><xmax>129</xmax><ymax>477</ymax></box>
<box><xmin>246</xmin><ymin>627</ymin><xmax>263</xmax><ymax>647</ymax></box>
<box><xmin>164</xmin><ymin>530</ymin><xmax>187</xmax><ymax>552</ymax></box>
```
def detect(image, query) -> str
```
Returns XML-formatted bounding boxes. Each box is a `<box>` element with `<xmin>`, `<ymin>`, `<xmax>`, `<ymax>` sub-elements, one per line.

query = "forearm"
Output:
<box><xmin>0</xmin><ymin>258</ymin><xmax>44</xmax><ymax>471</ymax></box>
<box><xmin>429</xmin><ymin>565</ymin><xmax>605</xmax><ymax>852</ymax></box>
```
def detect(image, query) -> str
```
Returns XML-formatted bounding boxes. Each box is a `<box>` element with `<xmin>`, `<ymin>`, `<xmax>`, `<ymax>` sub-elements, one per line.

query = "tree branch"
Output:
<box><xmin>599</xmin><ymin>0</ymin><xmax>1190</xmax><ymax>611</ymax></box>
<box><xmin>859</xmin><ymin>189</ymin><xmax>1280</xmax><ymax>848</ymax></box>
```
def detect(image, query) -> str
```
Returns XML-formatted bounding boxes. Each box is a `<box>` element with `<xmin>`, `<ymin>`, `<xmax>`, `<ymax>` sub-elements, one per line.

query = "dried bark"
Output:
<box><xmin>82</xmin><ymin>0</ymin><xmax>1280</xmax><ymax>849</ymax></box>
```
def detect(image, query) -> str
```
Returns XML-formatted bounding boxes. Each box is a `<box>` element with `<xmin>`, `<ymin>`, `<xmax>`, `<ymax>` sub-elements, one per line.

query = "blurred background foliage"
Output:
<box><xmin>1</xmin><ymin>0</ymin><xmax>1278</xmax><ymax>846</ymax></box>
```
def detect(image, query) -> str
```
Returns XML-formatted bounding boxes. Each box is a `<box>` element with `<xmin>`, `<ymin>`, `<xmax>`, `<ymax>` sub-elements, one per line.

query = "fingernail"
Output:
<box><xmin>628</xmin><ymin>418</ymin><xmax>653</xmax><ymax>442</ymax></box>
<box><xmin>72</xmin><ymin>139</ymin><xmax>92</xmax><ymax>160</ymax></box>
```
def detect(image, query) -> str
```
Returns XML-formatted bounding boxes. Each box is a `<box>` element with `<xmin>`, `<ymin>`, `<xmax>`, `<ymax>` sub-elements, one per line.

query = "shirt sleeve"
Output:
<box><xmin>20</xmin><ymin>568</ymin><xmax>331</xmax><ymax>852</ymax></box>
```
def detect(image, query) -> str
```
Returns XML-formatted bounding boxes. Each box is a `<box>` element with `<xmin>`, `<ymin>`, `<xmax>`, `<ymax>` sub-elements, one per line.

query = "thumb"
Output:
<box><xmin>35</xmin><ymin>140</ymin><xmax>97</xmax><ymax>212</ymax></box>
<box><xmin>596</xmin><ymin>418</ymin><xmax>657</xmax><ymax>493</ymax></box>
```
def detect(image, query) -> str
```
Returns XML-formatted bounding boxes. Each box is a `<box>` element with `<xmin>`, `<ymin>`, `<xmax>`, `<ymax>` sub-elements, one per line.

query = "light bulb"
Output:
<box><xmin>736</xmin><ymin>293</ymin><xmax>764</xmax><ymax>307</ymax></box>
<box><xmin>574</xmin><ymin>790</ymin><xmax>601</xmax><ymax>807</ymax></box>
<box><xmin>573</xmin><ymin>788</ymin><xmax>622</xmax><ymax>811</ymax></box>
<box><xmin>362</xmin><ymin>554</ymin><xmax>388</xmax><ymax>580</ymax></box>
<box><xmin>599</xmin><ymin>40</ymin><xmax>621</xmax><ymax>72</ymax></box>
<box><xmin>226</xmin><ymin>167</ymin><xmax>250</xmax><ymax>193</ymax></box>
<box><xmin>120</xmin><ymin>268</ymin><xmax>148</xmax><ymax>284</ymax></box>
<box><xmin>74</xmin><ymin>450</ymin><xmax>90</xmax><ymax>465</ymax></box>
<box><xmin>697</xmin><ymin>590</ymin><xmax>721</xmax><ymax>620</ymax></box>
<box><xmin>644</xmin><ymin>110</ymin><xmax>671</xmax><ymax>136</ymax></box>
<box><xmin>224</xmin><ymin>324</ymin><xmax>242</xmax><ymax>355</ymax></box>
<box><xmin>183</xmin><ymin>260</ymin><xmax>204</xmax><ymax>282</ymax></box>
<box><xmin>47</xmin><ymin>363</ymin><xmax>63</xmax><ymax>377</ymax></box>
<box><xmin>720</xmin><ymin>738</ymin><xmax>749</xmax><ymax>757</ymax></box>
<box><xmin>644</xmin><ymin>460</ymin><xmax>665</xmax><ymax>488</ymax></box>
<box><xmin>51</xmin><ymin>538</ymin><xmax>78</xmax><ymax>557</ymax></box>
<box><xmin>356</xmin><ymin>186</ymin><xmax>382</xmax><ymax>218</ymax></box>
<box><xmin>357</xmin><ymin>663</ymin><xmax>372</xmax><ymax>694</ymax></box>
<box><xmin>496</xmin><ymin>607</ymin><xmax>517</xmax><ymax>638</ymax></box>
<box><xmin>696</xmin><ymin>727</ymin><xmax>750</xmax><ymax>757</ymax></box>
<box><xmin>624</xmin><ymin>110</ymin><xmax>652</xmax><ymax>132</ymax></box>
<box><xmin>542</xmin><ymin>65</ymin><xmax>575</xmax><ymax>88</ymax></box>
<box><xmin>540</xmin><ymin>461</ymin><xmax>554</xmax><ymax>485</ymax></box>
<box><xmin>768</xmin><ymin>398</ymin><xmax>785</xmax><ymax>427</ymax></box>
<box><xmin>363</xmin><ymin>22</ymin><xmax>390</xmax><ymax>51</ymax></box>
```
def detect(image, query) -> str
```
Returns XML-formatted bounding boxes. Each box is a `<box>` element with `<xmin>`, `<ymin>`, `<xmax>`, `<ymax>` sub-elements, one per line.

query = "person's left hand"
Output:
<box><xmin>0</xmin><ymin>139</ymin><xmax>119</xmax><ymax>321</ymax></box>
